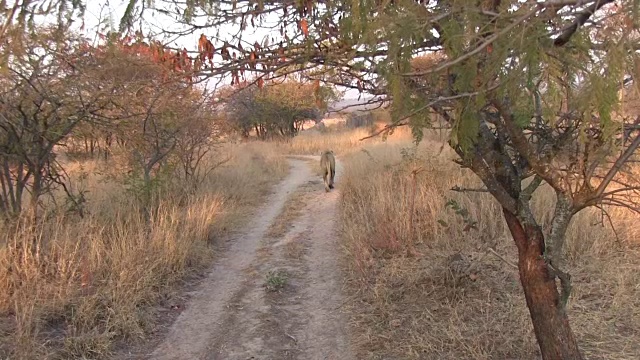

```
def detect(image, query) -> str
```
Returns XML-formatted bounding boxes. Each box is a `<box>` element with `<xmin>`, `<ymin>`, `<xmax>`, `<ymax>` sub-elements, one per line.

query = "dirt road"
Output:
<box><xmin>144</xmin><ymin>157</ymin><xmax>353</xmax><ymax>360</ymax></box>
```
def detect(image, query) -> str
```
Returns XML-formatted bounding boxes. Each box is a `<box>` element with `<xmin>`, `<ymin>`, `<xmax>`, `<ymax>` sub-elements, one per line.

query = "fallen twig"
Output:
<box><xmin>285</xmin><ymin>332</ymin><xmax>297</xmax><ymax>343</ymax></box>
<box><xmin>488</xmin><ymin>248</ymin><xmax>518</xmax><ymax>270</ymax></box>
<box><xmin>451</xmin><ymin>185</ymin><xmax>490</xmax><ymax>193</ymax></box>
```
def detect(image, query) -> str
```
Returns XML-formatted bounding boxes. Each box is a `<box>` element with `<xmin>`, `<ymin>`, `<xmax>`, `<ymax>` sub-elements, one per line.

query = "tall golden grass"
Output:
<box><xmin>337</xmin><ymin>130</ymin><xmax>640</xmax><ymax>359</ymax></box>
<box><xmin>275</xmin><ymin>126</ymin><xmax>387</xmax><ymax>155</ymax></box>
<box><xmin>0</xmin><ymin>142</ymin><xmax>288</xmax><ymax>359</ymax></box>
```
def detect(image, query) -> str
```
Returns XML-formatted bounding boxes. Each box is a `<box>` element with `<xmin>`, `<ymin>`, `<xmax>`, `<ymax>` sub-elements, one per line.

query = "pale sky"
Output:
<box><xmin>75</xmin><ymin>1</ymin><xmax>365</xmax><ymax>100</ymax></box>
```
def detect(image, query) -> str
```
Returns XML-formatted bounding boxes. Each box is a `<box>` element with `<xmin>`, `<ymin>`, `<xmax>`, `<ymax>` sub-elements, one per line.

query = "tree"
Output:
<box><xmin>219</xmin><ymin>79</ymin><xmax>334</xmax><ymax>139</ymax></box>
<box><xmin>0</xmin><ymin>28</ymin><xmax>109</xmax><ymax>219</ymax></box>
<box><xmin>76</xmin><ymin>33</ymin><xmax>220</xmax><ymax>217</ymax></box>
<box><xmin>0</xmin><ymin>1</ymin><xmax>84</xmax><ymax>51</ymax></box>
<box><xmin>345</xmin><ymin>112</ymin><xmax>374</xmax><ymax>129</ymax></box>
<box><xmin>174</xmin><ymin>100</ymin><xmax>225</xmax><ymax>191</ymax></box>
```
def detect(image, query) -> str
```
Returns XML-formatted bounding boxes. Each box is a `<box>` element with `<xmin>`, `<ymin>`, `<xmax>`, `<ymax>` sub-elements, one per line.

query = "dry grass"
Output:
<box><xmin>339</xmin><ymin>131</ymin><xmax>640</xmax><ymax>359</ymax></box>
<box><xmin>266</xmin><ymin>188</ymin><xmax>309</xmax><ymax>239</ymax></box>
<box><xmin>283</xmin><ymin>237</ymin><xmax>306</xmax><ymax>260</ymax></box>
<box><xmin>276</xmin><ymin>125</ymin><xmax>414</xmax><ymax>156</ymax></box>
<box><xmin>0</xmin><ymin>141</ymin><xmax>288</xmax><ymax>359</ymax></box>
<box><xmin>266</xmin><ymin>179</ymin><xmax>319</xmax><ymax>238</ymax></box>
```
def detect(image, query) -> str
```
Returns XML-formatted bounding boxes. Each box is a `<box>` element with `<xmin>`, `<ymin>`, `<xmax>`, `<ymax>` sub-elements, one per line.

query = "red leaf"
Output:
<box><xmin>299</xmin><ymin>18</ymin><xmax>309</xmax><ymax>37</ymax></box>
<box><xmin>249</xmin><ymin>51</ymin><xmax>257</xmax><ymax>70</ymax></box>
<box><xmin>198</xmin><ymin>34</ymin><xmax>208</xmax><ymax>53</ymax></box>
<box><xmin>198</xmin><ymin>34</ymin><xmax>215</xmax><ymax>63</ymax></box>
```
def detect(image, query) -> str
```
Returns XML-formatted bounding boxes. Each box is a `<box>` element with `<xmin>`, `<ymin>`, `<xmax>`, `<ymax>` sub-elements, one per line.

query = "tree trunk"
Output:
<box><xmin>502</xmin><ymin>209</ymin><xmax>583</xmax><ymax>360</ymax></box>
<box><xmin>0</xmin><ymin>169</ymin><xmax>9</xmax><ymax>215</ymax></box>
<box><xmin>1</xmin><ymin>160</ymin><xmax>17</xmax><ymax>214</ymax></box>
<box><xmin>30</xmin><ymin>167</ymin><xmax>42</xmax><ymax>223</ymax></box>
<box><xmin>142</xmin><ymin>165</ymin><xmax>152</xmax><ymax>224</ymax></box>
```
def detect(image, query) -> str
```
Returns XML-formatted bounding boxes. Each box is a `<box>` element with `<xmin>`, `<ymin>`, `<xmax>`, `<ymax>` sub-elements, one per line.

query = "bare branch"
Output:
<box><xmin>553</xmin><ymin>0</ymin><xmax>617</xmax><ymax>47</ymax></box>
<box><xmin>359</xmin><ymin>122</ymin><xmax>409</xmax><ymax>141</ymax></box>
<box><xmin>488</xmin><ymin>247</ymin><xmax>518</xmax><ymax>270</ymax></box>
<box><xmin>358</xmin><ymin>90</ymin><xmax>492</xmax><ymax>141</ymax></box>
<box><xmin>594</xmin><ymin>133</ymin><xmax>640</xmax><ymax>200</ymax></box>
<box><xmin>451</xmin><ymin>186</ymin><xmax>490</xmax><ymax>193</ymax></box>
<box><xmin>594</xmin><ymin>205</ymin><xmax>622</xmax><ymax>245</ymax></box>
<box><xmin>522</xmin><ymin>175</ymin><xmax>544</xmax><ymax>201</ymax></box>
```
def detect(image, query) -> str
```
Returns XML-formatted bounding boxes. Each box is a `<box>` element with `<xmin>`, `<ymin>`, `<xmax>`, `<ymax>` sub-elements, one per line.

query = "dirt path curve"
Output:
<box><xmin>147</xmin><ymin>157</ymin><xmax>353</xmax><ymax>360</ymax></box>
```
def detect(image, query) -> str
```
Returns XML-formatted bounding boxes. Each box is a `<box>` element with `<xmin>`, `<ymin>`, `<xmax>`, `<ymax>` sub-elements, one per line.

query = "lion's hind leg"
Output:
<box><xmin>323</xmin><ymin>168</ymin><xmax>331</xmax><ymax>192</ymax></box>
<box><xmin>329</xmin><ymin>168</ymin><xmax>335</xmax><ymax>189</ymax></box>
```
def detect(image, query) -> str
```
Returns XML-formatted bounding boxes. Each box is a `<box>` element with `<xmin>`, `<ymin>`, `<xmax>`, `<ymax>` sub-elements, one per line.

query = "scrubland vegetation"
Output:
<box><xmin>221</xmin><ymin>122</ymin><xmax>640</xmax><ymax>359</ymax></box>
<box><xmin>3</xmin><ymin>105</ymin><xmax>640</xmax><ymax>358</ymax></box>
<box><xmin>334</xmin><ymin>128</ymin><xmax>640</xmax><ymax>359</ymax></box>
<box><xmin>5</xmin><ymin>1</ymin><xmax>640</xmax><ymax>359</ymax></box>
<box><xmin>0</xmin><ymin>29</ymin><xmax>291</xmax><ymax>359</ymax></box>
<box><xmin>0</xmin><ymin>142</ymin><xmax>287</xmax><ymax>359</ymax></box>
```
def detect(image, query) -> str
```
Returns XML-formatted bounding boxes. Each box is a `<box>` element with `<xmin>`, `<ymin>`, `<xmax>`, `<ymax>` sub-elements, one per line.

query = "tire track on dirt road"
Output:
<box><xmin>287</xmin><ymin>156</ymin><xmax>352</xmax><ymax>360</ymax></box>
<box><xmin>145</xmin><ymin>157</ymin><xmax>353</xmax><ymax>360</ymax></box>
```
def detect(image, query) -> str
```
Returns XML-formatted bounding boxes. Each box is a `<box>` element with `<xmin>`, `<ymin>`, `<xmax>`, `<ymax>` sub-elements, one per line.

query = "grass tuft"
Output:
<box><xmin>264</xmin><ymin>270</ymin><xmax>288</xmax><ymax>293</ymax></box>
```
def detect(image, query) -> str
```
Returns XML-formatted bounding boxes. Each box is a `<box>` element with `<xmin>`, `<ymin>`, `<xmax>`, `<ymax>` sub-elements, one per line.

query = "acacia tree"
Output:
<box><xmin>0</xmin><ymin>28</ymin><xmax>109</xmax><ymax>219</ymax></box>
<box><xmin>17</xmin><ymin>0</ymin><xmax>640</xmax><ymax>358</ymax></box>
<box><xmin>174</xmin><ymin>101</ymin><xmax>225</xmax><ymax>191</ymax></box>
<box><xmin>220</xmin><ymin>79</ymin><xmax>333</xmax><ymax>139</ymax></box>
<box><xmin>76</xmin><ymin>34</ymin><xmax>220</xmax><ymax>216</ymax></box>
<box><xmin>0</xmin><ymin>1</ymin><xmax>85</xmax><ymax>53</ymax></box>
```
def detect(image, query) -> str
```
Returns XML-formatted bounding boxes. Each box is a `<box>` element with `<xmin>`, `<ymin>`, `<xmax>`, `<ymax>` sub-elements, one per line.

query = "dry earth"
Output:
<box><xmin>118</xmin><ymin>157</ymin><xmax>353</xmax><ymax>360</ymax></box>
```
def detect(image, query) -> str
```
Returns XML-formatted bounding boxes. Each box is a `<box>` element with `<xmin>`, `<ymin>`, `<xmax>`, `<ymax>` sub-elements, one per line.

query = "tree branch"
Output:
<box><xmin>451</xmin><ymin>186</ymin><xmax>490</xmax><ymax>193</ymax></box>
<box><xmin>594</xmin><ymin>132</ymin><xmax>640</xmax><ymax>200</ymax></box>
<box><xmin>522</xmin><ymin>175</ymin><xmax>544</xmax><ymax>201</ymax></box>
<box><xmin>553</xmin><ymin>0</ymin><xmax>616</xmax><ymax>47</ymax></box>
<box><xmin>404</xmin><ymin>7</ymin><xmax>538</xmax><ymax>77</ymax></box>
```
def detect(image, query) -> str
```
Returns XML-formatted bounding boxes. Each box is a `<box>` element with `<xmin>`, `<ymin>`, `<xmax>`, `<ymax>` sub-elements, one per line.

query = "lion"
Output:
<box><xmin>320</xmin><ymin>150</ymin><xmax>336</xmax><ymax>192</ymax></box>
